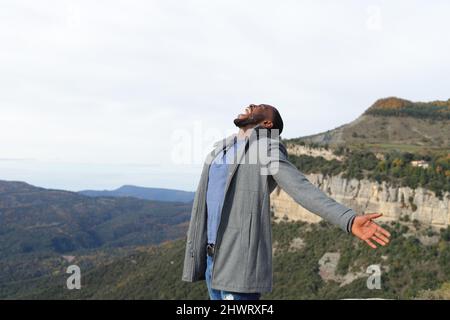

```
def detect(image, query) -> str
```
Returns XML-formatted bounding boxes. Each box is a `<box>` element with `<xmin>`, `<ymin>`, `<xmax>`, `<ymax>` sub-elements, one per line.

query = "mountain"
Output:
<box><xmin>1</xmin><ymin>97</ymin><xmax>449</xmax><ymax>300</ymax></box>
<box><xmin>271</xmin><ymin>171</ymin><xmax>450</xmax><ymax>228</ymax></box>
<box><xmin>275</xmin><ymin>98</ymin><xmax>450</xmax><ymax>232</ymax></box>
<box><xmin>286</xmin><ymin>97</ymin><xmax>450</xmax><ymax>153</ymax></box>
<box><xmin>365</xmin><ymin>97</ymin><xmax>450</xmax><ymax>119</ymax></box>
<box><xmin>79</xmin><ymin>185</ymin><xmax>195</xmax><ymax>203</ymax></box>
<box><xmin>3</xmin><ymin>220</ymin><xmax>449</xmax><ymax>300</ymax></box>
<box><xmin>0</xmin><ymin>180</ymin><xmax>192</xmax><ymax>258</ymax></box>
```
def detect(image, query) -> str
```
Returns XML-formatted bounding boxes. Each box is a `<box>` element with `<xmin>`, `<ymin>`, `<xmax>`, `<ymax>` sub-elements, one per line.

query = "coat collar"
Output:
<box><xmin>212</xmin><ymin>124</ymin><xmax>265</xmax><ymax>150</ymax></box>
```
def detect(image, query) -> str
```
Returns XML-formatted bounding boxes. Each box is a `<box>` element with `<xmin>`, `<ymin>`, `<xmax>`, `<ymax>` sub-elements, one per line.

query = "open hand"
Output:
<box><xmin>351</xmin><ymin>213</ymin><xmax>391</xmax><ymax>249</ymax></box>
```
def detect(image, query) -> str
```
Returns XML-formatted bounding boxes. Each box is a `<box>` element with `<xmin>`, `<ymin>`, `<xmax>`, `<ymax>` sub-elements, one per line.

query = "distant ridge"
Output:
<box><xmin>285</xmin><ymin>97</ymin><xmax>450</xmax><ymax>151</ymax></box>
<box><xmin>0</xmin><ymin>179</ymin><xmax>192</xmax><ymax>257</ymax></box>
<box><xmin>79</xmin><ymin>185</ymin><xmax>195</xmax><ymax>203</ymax></box>
<box><xmin>364</xmin><ymin>97</ymin><xmax>450</xmax><ymax>119</ymax></box>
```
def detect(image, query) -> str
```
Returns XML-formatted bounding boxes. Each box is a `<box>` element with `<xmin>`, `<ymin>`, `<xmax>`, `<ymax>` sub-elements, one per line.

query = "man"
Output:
<box><xmin>182</xmin><ymin>104</ymin><xmax>391</xmax><ymax>300</ymax></box>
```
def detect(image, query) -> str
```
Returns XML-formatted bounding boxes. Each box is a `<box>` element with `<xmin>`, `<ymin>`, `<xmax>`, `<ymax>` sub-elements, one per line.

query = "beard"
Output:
<box><xmin>233</xmin><ymin>113</ymin><xmax>265</xmax><ymax>128</ymax></box>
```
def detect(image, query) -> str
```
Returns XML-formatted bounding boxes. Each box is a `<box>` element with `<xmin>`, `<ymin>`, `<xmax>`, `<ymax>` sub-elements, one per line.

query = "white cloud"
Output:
<box><xmin>1</xmin><ymin>0</ymin><xmax>449</xmax><ymax>190</ymax></box>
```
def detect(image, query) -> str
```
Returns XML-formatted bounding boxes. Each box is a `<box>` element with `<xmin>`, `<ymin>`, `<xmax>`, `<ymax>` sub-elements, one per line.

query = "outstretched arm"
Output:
<box><xmin>268</xmin><ymin>141</ymin><xmax>356</xmax><ymax>232</ymax></box>
<box><xmin>268</xmin><ymin>141</ymin><xmax>390</xmax><ymax>248</ymax></box>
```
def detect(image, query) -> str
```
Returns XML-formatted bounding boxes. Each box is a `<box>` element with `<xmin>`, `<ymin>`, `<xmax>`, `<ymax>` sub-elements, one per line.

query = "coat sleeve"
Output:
<box><xmin>267</xmin><ymin>140</ymin><xmax>356</xmax><ymax>233</ymax></box>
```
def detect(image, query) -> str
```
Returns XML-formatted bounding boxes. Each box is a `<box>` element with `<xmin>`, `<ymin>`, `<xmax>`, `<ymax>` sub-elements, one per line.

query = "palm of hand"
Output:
<box><xmin>351</xmin><ymin>213</ymin><xmax>391</xmax><ymax>249</ymax></box>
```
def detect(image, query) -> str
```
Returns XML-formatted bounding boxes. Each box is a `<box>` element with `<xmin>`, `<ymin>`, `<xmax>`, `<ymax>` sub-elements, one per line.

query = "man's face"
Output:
<box><xmin>234</xmin><ymin>104</ymin><xmax>273</xmax><ymax>129</ymax></box>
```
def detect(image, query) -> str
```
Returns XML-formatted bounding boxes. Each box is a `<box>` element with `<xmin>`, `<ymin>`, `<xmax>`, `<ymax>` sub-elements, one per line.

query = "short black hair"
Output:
<box><xmin>270</xmin><ymin>106</ymin><xmax>284</xmax><ymax>135</ymax></box>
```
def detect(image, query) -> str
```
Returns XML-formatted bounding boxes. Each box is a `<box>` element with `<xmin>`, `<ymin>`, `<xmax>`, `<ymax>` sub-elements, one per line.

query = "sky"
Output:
<box><xmin>1</xmin><ymin>0</ymin><xmax>449</xmax><ymax>192</ymax></box>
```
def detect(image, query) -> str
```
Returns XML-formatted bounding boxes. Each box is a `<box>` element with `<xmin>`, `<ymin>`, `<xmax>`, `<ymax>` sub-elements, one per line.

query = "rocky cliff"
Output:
<box><xmin>270</xmin><ymin>172</ymin><xmax>450</xmax><ymax>228</ymax></box>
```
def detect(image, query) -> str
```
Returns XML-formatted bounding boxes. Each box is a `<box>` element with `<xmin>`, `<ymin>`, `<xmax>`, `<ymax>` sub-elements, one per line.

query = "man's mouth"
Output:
<box><xmin>236</xmin><ymin>106</ymin><xmax>253</xmax><ymax>119</ymax></box>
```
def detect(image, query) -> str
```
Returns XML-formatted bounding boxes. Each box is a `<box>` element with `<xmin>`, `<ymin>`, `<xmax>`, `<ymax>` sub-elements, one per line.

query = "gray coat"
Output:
<box><xmin>181</xmin><ymin>125</ymin><xmax>356</xmax><ymax>293</ymax></box>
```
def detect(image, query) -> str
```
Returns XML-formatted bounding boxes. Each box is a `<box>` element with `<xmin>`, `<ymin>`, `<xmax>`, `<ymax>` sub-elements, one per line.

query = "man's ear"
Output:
<box><xmin>262</xmin><ymin>120</ymin><xmax>274</xmax><ymax>129</ymax></box>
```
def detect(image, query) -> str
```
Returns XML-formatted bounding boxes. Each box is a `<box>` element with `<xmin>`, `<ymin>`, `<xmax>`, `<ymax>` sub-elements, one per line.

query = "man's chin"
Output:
<box><xmin>234</xmin><ymin>111</ymin><xmax>265</xmax><ymax>128</ymax></box>
<box><xmin>234</xmin><ymin>117</ymin><xmax>254</xmax><ymax>128</ymax></box>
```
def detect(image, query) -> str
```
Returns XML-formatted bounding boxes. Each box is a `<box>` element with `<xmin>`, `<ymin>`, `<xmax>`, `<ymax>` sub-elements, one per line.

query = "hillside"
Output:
<box><xmin>79</xmin><ymin>185</ymin><xmax>195</xmax><ymax>203</ymax></box>
<box><xmin>3</xmin><ymin>220</ymin><xmax>449</xmax><ymax>300</ymax></box>
<box><xmin>286</xmin><ymin>97</ymin><xmax>450</xmax><ymax>153</ymax></box>
<box><xmin>0</xmin><ymin>180</ymin><xmax>191</xmax><ymax>258</ymax></box>
<box><xmin>272</xmin><ymin>98</ymin><xmax>449</xmax><ymax>245</ymax></box>
<box><xmin>1</xmin><ymin>96</ymin><xmax>449</xmax><ymax>300</ymax></box>
<box><xmin>365</xmin><ymin>97</ymin><xmax>450</xmax><ymax>119</ymax></box>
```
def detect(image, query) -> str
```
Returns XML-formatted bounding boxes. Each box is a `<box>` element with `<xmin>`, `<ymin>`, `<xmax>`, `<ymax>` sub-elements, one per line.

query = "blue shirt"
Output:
<box><xmin>206</xmin><ymin>137</ymin><xmax>246</xmax><ymax>244</ymax></box>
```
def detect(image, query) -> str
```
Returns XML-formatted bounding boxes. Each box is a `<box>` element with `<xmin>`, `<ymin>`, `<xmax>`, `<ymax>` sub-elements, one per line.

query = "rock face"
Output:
<box><xmin>285</xmin><ymin>144</ymin><xmax>344</xmax><ymax>162</ymax></box>
<box><xmin>270</xmin><ymin>172</ymin><xmax>450</xmax><ymax>228</ymax></box>
<box><xmin>318</xmin><ymin>252</ymin><xmax>366</xmax><ymax>287</ymax></box>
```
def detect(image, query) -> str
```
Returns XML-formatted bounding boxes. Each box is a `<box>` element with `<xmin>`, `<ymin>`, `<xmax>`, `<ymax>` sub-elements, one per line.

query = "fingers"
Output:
<box><xmin>365</xmin><ymin>213</ymin><xmax>383</xmax><ymax>220</ymax></box>
<box><xmin>366</xmin><ymin>233</ymin><xmax>389</xmax><ymax>248</ymax></box>
<box><xmin>375</xmin><ymin>232</ymin><xmax>390</xmax><ymax>244</ymax></box>
<box><xmin>365</xmin><ymin>239</ymin><xmax>377</xmax><ymax>249</ymax></box>
<box><xmin>371</xmin><ymin>235</ymin><xmax>387</xmax><ymax>246</ymax></box>
<box><xmin>376</xmin><ymin>226</ymin><xmax>391</xmax><ymax>238</ymax></box>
